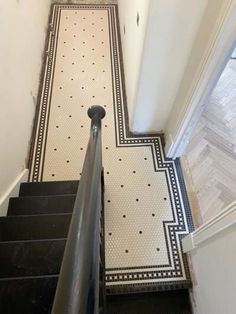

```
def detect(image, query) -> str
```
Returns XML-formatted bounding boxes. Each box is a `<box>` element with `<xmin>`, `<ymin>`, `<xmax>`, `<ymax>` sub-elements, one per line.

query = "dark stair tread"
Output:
<box><xmin>0</xmin><ymin>275</ymin><xmax>58</xmax><ymax>314</ymax></box>
<box><xmin>0</xmin><ymin>239</ymin><xmax>66</xmax><ymax>278</ymax></box>
<box><xmin>0</xmin><ymin>214</ymin><xmax>71</xmax><ymax>241</ymax></box>
<box><xmin>8</xmin><ymin>194</ymin><xmax>76</xmax><ymax>216</ymax></box>
<box><xmin>19</xmin><ymin>180</ymin><xmax>79</xmax><ymax>197</ymax></box>
<box><xmin>107</xmin><ymin>290</ymin><xmax>192</xmax><ymax>314</ymax></box>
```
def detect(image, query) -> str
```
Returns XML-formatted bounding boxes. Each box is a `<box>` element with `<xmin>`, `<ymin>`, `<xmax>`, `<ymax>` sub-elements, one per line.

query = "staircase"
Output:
<box><xmin>0</xmin><ymin>107</ymin><xmax>192</xmax><ymax>313</ymax></box>
<box><xmin>0</xmin><ymin>180</ymin><xmax>192</xmax><ymax>313</ymax></box>
<box><xmin>0</xmin><ymin>181</ymin><xmax>77</xmax><ymax>313</ymax></box>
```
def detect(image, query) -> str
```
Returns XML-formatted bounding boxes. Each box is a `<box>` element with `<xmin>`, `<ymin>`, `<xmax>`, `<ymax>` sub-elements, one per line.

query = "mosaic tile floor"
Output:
<box><xmin>29</xmin><ymin>4</ymin><xmax>193</xmax><ymax>293</ymax></box>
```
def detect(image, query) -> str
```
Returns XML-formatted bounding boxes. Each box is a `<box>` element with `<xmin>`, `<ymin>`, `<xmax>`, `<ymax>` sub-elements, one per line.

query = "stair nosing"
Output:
<box><xmin>10</xmin><ymin>193</ymin><xmax>77</xmax><ymax>200</ymax></box>
<box><xmin>0</xmin><ymin>238</ymin><xmax>67</xmax><ymax>244</ymax></box>
<box><xmin>0</xmin><ymin>274</ymin><xmax>59</xmax><ymax>281</ymax></box>
<box><xmin>0</xmin><ymin>213</ymin><xmax>72</xmax><ymax>219</ymax></box>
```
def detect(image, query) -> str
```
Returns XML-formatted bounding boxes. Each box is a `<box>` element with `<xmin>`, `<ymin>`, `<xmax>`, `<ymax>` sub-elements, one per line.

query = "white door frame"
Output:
<box><xmin>165</xmin><ymin>1</ymin><xmax>236</xmax><ymax>159</ymax></box>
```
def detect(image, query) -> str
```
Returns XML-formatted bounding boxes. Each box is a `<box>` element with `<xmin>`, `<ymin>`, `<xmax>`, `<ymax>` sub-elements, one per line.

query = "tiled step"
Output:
<box><xmin>19</xmin><ymin>180</ymin><xmax>79</xmax><ymax>197</ymax></box>
<box><xmin>0</xmin><ymin>275</ymin><xmax>58</xmax><ymax>314</ymax></box>
<box><xmin>0</xmin><ymin>239</ymin><xmax>66</xmax><ymax>278</ymax></box>
<box><xmin>8</xmin><ymin>194</ymin><xmax>76</xmax><ymax>216</ymax></box>
<box><xmin>0</xmin><ymin>214</ymin><xmax>71</xmax><ymax>241</ymax></box>
<box><xmin>106</xmin><ymin>290</ymin><xmax>192</xmax><ymax>314</ymax></box>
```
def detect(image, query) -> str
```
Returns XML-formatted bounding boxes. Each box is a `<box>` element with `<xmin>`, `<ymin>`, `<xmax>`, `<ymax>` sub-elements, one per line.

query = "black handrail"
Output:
<box><xmin>52</xmin><ymin>105</ymin><xmax>106</xmax><ymax>314</ymax></box>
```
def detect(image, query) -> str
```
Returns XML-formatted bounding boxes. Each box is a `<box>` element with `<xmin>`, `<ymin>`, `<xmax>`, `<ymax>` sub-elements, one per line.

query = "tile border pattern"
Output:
<box><xmin>29</xmin><ymin>4</ymin><xmax>194</xmax><ymax>294</ymax></box>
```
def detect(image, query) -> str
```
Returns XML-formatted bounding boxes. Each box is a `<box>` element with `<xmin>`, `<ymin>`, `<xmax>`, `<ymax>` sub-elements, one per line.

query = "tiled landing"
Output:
<box><xmin>29</xmin><ymin>4</ymin><xmax>193</xmax><ymax>293</ymax></box>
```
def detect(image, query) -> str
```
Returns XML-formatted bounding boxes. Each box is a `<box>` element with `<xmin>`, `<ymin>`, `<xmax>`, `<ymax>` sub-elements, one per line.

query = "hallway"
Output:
<box><xmin>29</xmin><ymin>4</ymin><xmax>193</xmax><ymax>293</ymax></box>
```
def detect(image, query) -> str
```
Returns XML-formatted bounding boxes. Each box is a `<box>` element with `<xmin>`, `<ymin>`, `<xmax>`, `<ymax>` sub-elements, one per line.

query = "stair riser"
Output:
<box><xmin>0</xmin><ymin>240</ymin><xmax>65</xmax><ymax>278</ymax></box>
<box><xmin>19</xmin><ymin>181</ymin><xmax>79</xmax><ymax>196</ymax></box>
<box><xmin>0</xmin><ymin>215</ymin><xmax>71</xmax><ymax>241</ymax></box>
<box><xmin>8</xmin><ymin>195</ymin><xmax>76</xmax><ymax>216</ymax></box>
<box><xmin>0</xmin><ymin>276</ymin><xmax>58</xmax><ymax>314</ymax></box>
<box><xmin>107</xmin><ymin>290</ymin><xmax>192</xmax><ymax>314</ymax></box>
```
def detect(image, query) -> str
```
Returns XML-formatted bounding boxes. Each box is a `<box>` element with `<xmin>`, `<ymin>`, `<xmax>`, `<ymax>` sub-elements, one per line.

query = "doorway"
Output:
<box><xmin>181</xmin><ymin>53</ymin><xmax>236</xmax><ymax>225</ymax></box>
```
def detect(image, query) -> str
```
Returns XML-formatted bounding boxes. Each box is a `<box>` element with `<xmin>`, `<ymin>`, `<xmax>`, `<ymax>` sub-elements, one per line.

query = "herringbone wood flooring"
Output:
<box><xmin>183</xmin><ymin>59</ymin><xmax>236</xmax><ymax>224</ymax></box>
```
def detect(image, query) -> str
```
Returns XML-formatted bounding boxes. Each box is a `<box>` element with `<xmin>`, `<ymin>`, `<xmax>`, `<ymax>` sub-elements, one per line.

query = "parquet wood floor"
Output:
<box><xmin>183</xmin><ymin>59</ymin><xmax>236</xmax><ymax>224</ymax></box>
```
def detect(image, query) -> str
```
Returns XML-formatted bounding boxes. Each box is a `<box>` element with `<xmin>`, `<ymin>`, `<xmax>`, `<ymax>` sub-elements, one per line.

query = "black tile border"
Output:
<box><xmin>174</xmin><ymin>158</ymin><xmax>195</xmax><ymax>233</ymax></box>
<box><xmin>28</xmin><ymin>5</ymin><xmax>61</xmax><ymax>182</ymax></box>
<box><xmin>28</xmin><ymin>4</ymin><xmax>194</xmax><ymax>294</ymax></box>
<box><xmin>27</xmin><ymin>4</ymin><xmax>55</xmax><ymax>178</ymax></box>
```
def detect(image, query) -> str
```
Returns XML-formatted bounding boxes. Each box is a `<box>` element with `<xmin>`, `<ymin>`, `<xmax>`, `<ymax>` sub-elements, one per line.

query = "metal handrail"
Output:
<box><xmin>52</xmin><ymin>105</ymin><xmax>106</xmax><ymax>314</ymax></box>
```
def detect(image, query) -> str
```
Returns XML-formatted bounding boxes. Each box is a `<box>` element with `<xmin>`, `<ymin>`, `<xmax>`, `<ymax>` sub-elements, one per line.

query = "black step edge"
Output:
<box><xmin>0</xmin><ymin>239</ymin><xmax>66</xmax><ymax>278</ymax></box>
<box><xmin>8</xmin><ymin>194</ymin><xmax>76</xmax><ymax>216</ymax></box>
<box><xmin>106</xmin><ymin>280</ymin><xmax>192</xmax><ymax>295</ymax></box>
<box><xmin>19</xmin><ymin>180</ymin><xmax>79</xmax><ymax>196</ymax></box>
<box><xmin>0</xmin><ymin>213</ymin><xmax>71</xmax><ymax>241</ymax></box>
<box><xmin>106</xmin><ymin>289</ymin><xmax>192</xmax><ymax>314</ymax></box>
<box><xmin>0</xmin><ymin>275</ymin><xmax>58</xmax><ymax>314</ymax></box>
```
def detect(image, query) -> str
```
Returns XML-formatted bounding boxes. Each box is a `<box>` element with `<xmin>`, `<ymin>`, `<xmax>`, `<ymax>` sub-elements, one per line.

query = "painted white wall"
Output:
<box><xmin>0</xmin><ymin>0</ymin><xmax>51</xmax><ymax>214</ymax></box>
<box><xmin>118</xmin><ymin>0</ymin><xmax>150</xmax><ymax>126</ymax></box>
<box><xmin>130</xmin><ymin>0</ymin><xmax>208</xmax><ymax>133</ymax></box>
<box><xmin>190</xmin><ymin>226</ymin><xmax>236</xmax><ymax>314</ymax></box>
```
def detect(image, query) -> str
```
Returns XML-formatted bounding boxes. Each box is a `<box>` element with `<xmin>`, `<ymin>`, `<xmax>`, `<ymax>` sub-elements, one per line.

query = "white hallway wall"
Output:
<box><xmin>189</xmin><ymin>225</ymin><xmax>236</xmax><ymax>314</ymax></box>
<box><xmin>0</xmin><ymin>0</ymin><xmax>51</xmax><ymax>214</ymax></box>
<box><xmin>119</xmin><ymin>0</ymin><xmax>207</xmax><ymax>133</ymax></box>
<box><xmin>133</xmin><ymin>0</ymin><xmax>208</xmax><ymax>133</ymax></box>
<box><xmin>118</xmin><ymin>0</ymin><xmax>150</xmax><ymax>126</ymax></box>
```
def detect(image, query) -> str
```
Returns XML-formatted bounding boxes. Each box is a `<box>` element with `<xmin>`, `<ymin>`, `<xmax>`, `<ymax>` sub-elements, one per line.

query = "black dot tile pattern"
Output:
<box><xmin>29</xmin><ymin>4</ymin><xmax>193</xmax><ymax>294</ymax></box>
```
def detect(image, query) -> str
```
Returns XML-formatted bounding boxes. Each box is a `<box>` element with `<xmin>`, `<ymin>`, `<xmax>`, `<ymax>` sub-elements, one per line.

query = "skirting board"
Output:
<box><xmin>0</xmin><ymin>169</ymin><xmax>29</xmax><ymax>216</ymax></box>
<box><xmin>182</xmin><ymin>201</ymin><xmax>236</xmax><ymax>253</ymax></box>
